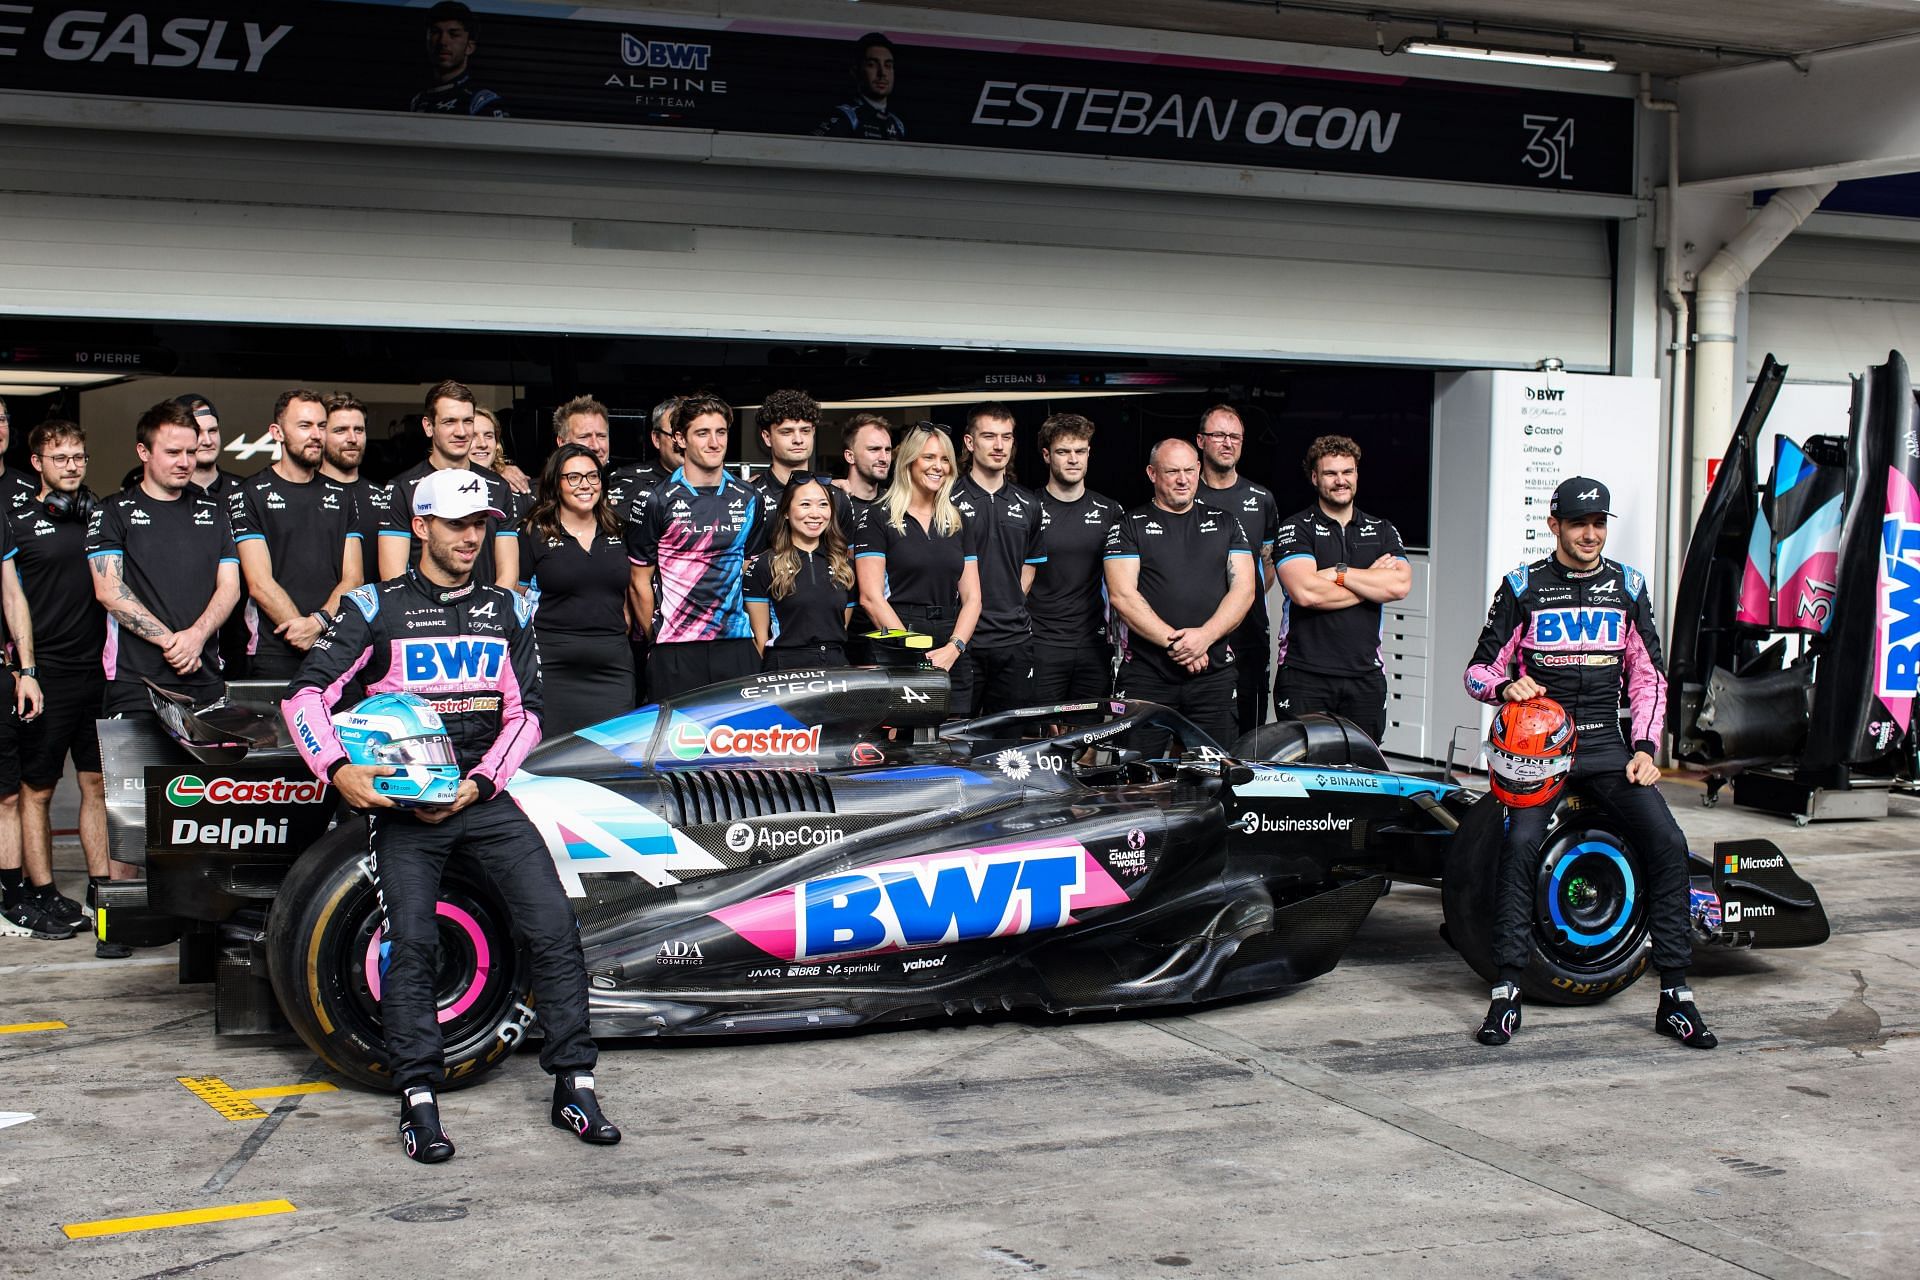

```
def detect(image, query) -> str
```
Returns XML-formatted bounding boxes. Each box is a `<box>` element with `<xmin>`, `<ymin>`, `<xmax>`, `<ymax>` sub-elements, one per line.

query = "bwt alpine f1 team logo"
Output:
<box><xmin>620</xmin><ymin>34</ymin><xmax>711</xmax><ymax>69</ymax></box>
<box><xmin>709</xmin><ymin>839</ymin><xmax>1130</xmax><ymax>961</ymax></box>
<box><xmin>165</xmin><ymin>775</ymin><xmax>327</xmax><ymax>807</ymax></box>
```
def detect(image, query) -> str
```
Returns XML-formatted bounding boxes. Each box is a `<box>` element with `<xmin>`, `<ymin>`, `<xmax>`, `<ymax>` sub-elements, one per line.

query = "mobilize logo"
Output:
<box><xmin>165</xmin><ymin>775</ymin><xmax>327</xmax><ymax>807</ymax></box>
<box><xmin>669</xmin><ymin>722</ymin><xmax>823</xmax><ymax>761</ymax></box>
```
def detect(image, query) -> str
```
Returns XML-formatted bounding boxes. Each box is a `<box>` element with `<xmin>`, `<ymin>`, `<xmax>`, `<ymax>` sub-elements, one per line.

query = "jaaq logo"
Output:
<box><xmin>669</xmin><ymin>721</ymin><xmax>823</xmax><ymax>761</ymax></box>
<box><xmin>166</xmin><ymin>775</ymin><xmax>328</xmax><ymax>807</ymax></box>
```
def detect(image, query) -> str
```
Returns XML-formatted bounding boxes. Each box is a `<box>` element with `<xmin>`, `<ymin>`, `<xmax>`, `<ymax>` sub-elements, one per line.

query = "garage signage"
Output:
<box><xmin>0</xmin><ymin>1</ymin><xmax>1635</xmax><ymax>194</ymax></box>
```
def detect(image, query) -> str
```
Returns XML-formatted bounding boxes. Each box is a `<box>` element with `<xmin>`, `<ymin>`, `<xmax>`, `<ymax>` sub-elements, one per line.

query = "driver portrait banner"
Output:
<box><xmin>0</xmin><ymin>1</ymin><xmax>1634</xmax><ymax>194</ymax></box>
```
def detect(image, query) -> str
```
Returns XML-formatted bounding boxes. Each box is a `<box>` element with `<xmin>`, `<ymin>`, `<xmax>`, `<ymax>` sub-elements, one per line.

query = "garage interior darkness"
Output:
<box><xmin>1</xmin><ymin>316</ymin><xmax>1438</xmax><ymax>549</ymax></box>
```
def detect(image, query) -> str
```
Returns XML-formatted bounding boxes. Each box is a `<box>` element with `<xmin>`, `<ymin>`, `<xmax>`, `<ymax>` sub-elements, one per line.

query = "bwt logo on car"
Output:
<box><xmin>669</xmin><ymin>722</ymin><xmax>822</xmax><ymax>762</ymax></box>
<box><xmin>165</xmin><ymin>775</ymin><xmax>328</xmax><ymax>807</ymax></box>
<box><xmin>1525</xmin><ymin>387</ymin><xmax>1566</xmax><ymax>401</ymax></box>
<box><xmin>802</xmin><ymin>849</ymin><xmax>1089</xmax><ymax>959</ymax></box>
<box><xmin>621</xmin><ymin>34</ymin><xmax>710</xmax><ymax>69</ymax></box>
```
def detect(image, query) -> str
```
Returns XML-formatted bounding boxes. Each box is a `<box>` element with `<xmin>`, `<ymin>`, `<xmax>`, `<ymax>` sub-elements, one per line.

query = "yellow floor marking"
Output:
<box><xmin>178</xmin><ymin>1076</ymin><xmax>336</xmax><ymax>1120</ymax></box>
<box><xmin>234</xmin><ymin>1082</ymin><xmax>340</xmax><ymax>1100</ymax></box>
<box><xmin>63</xmin><ymin>1199</ymin><xmax>297</xmax><ymax>1240</ymax></box>
<box><xmin>0</xmin><ymin>1020</ymin><xmax>67</xmax><ymax>1034</ymax></box>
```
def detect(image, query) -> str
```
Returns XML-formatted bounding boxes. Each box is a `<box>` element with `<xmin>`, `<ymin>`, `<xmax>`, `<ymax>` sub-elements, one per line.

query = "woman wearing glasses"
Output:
<box><xmin>521</xmin><ymin>444</ymin><xmax>632</xmax><ymax>734</ymax></box>
<box><xmin>851</xmin><ymin>423</ymin><xmax>984</xmax><ymax>715</ymax></box>
<box><xmin>745</xmin><ymin>474</ymin><xmax>857</xmax><ymax>673</ymax></box>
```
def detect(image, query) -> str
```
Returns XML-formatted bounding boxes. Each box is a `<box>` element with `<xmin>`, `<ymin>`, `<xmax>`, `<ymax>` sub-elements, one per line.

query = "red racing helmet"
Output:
<box><xmin>1487</xmin><ymin>697</ymin><xmax>1576</xmax><ymax>808</ymax></box>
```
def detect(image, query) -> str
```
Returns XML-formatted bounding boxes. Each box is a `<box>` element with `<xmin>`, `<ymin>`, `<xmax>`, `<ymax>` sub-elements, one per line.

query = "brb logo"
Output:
<box><xmin>401</xmin><ymin>638</ymin><xmax>506</xmax><ymax>684</ymax></box>
<box><xmin>1529</xmin><ymin>608</ymin><xmax>1624</xmax><ymax>650</ymax></box>
<box><xmin>709</xmin><ymin>841</ymin><xmax>1130</xmax><ymax>961</ymax></box>
<box><xmin>1877</xmin><ymin>514</ymin><xmax>1920</xmax><ymax>701</ymax></box>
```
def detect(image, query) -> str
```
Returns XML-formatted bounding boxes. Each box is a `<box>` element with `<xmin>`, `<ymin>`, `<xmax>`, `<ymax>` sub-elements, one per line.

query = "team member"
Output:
<box><xmin>853</xmin><ymin>423</ymin><xmax>983</xmax><ymax>714</ymax></box>
<box><xmin>834</xmin><ymin>414</ymin><xmax>892</xmax><ymax>663</ymax></box>
<box><xmin>552</xmin><ymin>395</ymin><xmax>612</xmax><ymax>466</ymax></box>
<box><xmin>230</xmin><ymin>390</ymin><xmax>364</xmax><ymax>681</ymax></box>
<box><xmin>605</xmin><ymin>397</ymin><xmax>681</xmax><ymax>707</ymax></box>
<box><xmin>1464</xmin><ymin>476</ymin><xmax>1715</xmax><ymax>1050</ymax></box>
<box><xmin>748</xmin><ymin>390</ymin><xmax>856</xmax><ymax>537</ymax></box>
<box><xmin>1271</xmin><ymin>435</ymin><xmax>1410</xmax><ymax>743</ymax></box>
<box><xmin>1029</xmin><ymin>414</ymin><xmax>1123</xmax><ymax>704</ymax></box>
<box><xmin>1196</xmin><ymin>406</ymin><xmax>1280</xmax><ymax>734</ymax></box>
<box><xmin>814</xmin><ymin>32</ymin><xmax>906</xmax><ymax>140</ymax></box>
<box><xmin>409</xmin><ymin>1</ymin><xmax>507</xmax><ymax>116</ymax></box>
<box><xmin>173</xmin><ymin>393</ymin><xmax>249</xmax><ymax>676</ymax></box>
<box><xmin>471</xmin><ymin>406</ymin><xmax>531</xmax><ymax>501</ymax></box>
<box><xmin>746</xmin><ymin>475</ymin><xmax>856</xmax><ymax>672</ymax></box>
<box><xmin>1105</xmin><ymin>439</ymin><xmax>1254</xmax><ymax>754</ymax></box>
<box><xmin>87</xmin><ymin>400</ymin><xmax>241</xmax><ymax>716</ymax></box>
<box><xmin>0</xmin><ymin>398</ymin><xmax>38</xmax><ymax>513</ymax></box>
<box><xmin>322</xmin><ymin>392</ymin><xmax>389</xmax><ymax>550</ymax></box>
<box><xmin>626</xmin><ymin>396</ymin><xmax>772</xmax><ymax>701</ymax></box>
<box><xmin>10</xmin><ymin>422</ymin><xmax>113</xmax><ymax>948</ymax></box>
<box><xmin>951</xmin><ymin>404</ymin><xmax>1046</xmax><ymax>713</ymax></box>
<box><xmin>283</xmin><ymin>469</ymin><xmax>616</xmax><ymax>1162</ymax></box>
<box><xmin>522</xmin><ymin>446</ymin><xmax>632</xmax><ymax>735</ymax></box>
<box><xmin>0</xmin><ymin>448</ymin><xmax>52</xmax><ymax>941</ymax></box>
<box><xmin>606</xmin><ymin>398</ymin><xmax>682</xmax><ymax>520</ymax></box>
<box><xmin>380</xmin><ymin>382</ymin><xmax>519</xmax><ymax>590</ymax></box>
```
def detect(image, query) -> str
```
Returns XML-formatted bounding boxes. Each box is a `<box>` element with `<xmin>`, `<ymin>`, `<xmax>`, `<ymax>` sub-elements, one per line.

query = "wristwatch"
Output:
<box><xmin>14</xmin><ymin>665</ymin><xmax>34</xmax><ymax>678</ymax></box>
<box><xmin>1334</xmin><ymin>563</ymin><xmax>1348</xmax><ymax>588</ymax></box>
<box><xmin>953</xmin><ymin>637</ymin><xmax>970</xmax><ymax>654</ymax></box>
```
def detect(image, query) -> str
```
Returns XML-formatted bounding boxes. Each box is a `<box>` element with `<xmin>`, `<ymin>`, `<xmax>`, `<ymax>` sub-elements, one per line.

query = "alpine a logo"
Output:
<box><xmin>669</xmin><ymin>722</ymin><xmax>823</xmax><ymax>761</ymax></box>
<box><xmin>165</xmin><ymin>775</ymin><xmax>328</xmax><ymax>807</ymax></box>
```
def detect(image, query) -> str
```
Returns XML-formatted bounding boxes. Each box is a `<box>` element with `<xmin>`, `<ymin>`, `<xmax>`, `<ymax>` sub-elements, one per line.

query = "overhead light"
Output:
<box><xmin>0</xmin><ymin>385</ymin><xmax>60</xmax><ymax>397</ymax></box>
<box><xmin>1400</xmin><ymin>39</ymin><xmax>1617</xmax><ymax>72</ymax></box>
<box><xmin>0</xmin><ymin>370</ymin><xmax>132</xmax><ymax>389</ymax></box>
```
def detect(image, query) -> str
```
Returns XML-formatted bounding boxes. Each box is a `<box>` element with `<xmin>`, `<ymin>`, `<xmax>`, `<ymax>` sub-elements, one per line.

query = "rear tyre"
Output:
<box><xmin>1441</xmin><ymin>792</ymin><xmax>1649</xmax><ymax>1005</ymax></box>
<box><xmin>265</xmin><ymin>819</ymin><xmax>533</xmax><ymax>1091</ymax></box>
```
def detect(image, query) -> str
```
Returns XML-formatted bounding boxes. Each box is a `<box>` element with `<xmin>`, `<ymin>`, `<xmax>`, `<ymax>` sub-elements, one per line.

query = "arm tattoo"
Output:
<box><xmin>90</xmin><ymin>557</ymin><xmax>169</xmax><ymax>640</ymax></box>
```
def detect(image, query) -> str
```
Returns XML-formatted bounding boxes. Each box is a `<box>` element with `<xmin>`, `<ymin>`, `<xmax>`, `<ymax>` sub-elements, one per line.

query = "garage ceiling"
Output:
<box><xmin>889</xmin><ymin>0</ymin><xmax>1920</xmax><ymax>78</ymax></box>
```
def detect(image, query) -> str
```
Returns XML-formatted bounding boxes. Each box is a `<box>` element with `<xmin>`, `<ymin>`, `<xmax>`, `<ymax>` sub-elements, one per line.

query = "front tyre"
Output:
<box><xmin>265</xmin><ymin>819</ymin><xmax>534</xmax><ymax>1091</ymax></box>
<box><xmin>1441</xmin><ymin>792</ymin><xmax>1650</xmax><ymax>1005</ymax></box>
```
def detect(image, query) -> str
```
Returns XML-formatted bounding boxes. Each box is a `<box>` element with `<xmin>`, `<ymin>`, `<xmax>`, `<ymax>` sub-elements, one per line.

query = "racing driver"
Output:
<box><xmin>1463</xmin><ymin>477</ymin><xmax>1715</xmax><ymax>1050</ymax></box>
<box><xmin>282</xmin><ymin>469</ymin><xmax>620</xmax><ymax>1163</ymax></box>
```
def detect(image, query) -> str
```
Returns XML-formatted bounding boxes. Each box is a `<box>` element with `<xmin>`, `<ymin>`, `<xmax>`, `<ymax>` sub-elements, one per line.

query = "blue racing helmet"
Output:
<box><xmin>331</xmin><ymin>693</ymin><xmax>462</xmax><ymax>808</ymax></box>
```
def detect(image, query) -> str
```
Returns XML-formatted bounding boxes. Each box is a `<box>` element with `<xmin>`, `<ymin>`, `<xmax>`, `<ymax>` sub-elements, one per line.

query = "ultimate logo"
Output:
<box><xmin>165</xmin><ymin>775</ymin><xmax>328</xmax><ymax>807</ymax></box>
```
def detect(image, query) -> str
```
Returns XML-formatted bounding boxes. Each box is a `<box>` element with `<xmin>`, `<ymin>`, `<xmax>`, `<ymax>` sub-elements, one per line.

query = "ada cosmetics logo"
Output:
<box><xmin>654</xmin><ymin>940</ymin><xmax>704</xmax><ymax>967</ymax></box>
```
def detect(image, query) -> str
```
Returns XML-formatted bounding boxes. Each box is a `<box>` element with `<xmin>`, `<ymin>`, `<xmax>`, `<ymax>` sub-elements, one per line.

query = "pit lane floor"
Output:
<box><xmin>2</xmin><ymin>776</ymin><xmax>1914</xmax><ymax>1279</ymax></box>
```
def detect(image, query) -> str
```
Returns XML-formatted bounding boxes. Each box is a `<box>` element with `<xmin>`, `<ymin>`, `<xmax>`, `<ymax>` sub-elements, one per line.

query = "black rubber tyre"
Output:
<box><xmin>1441</xmin><ymin>791</ymin><xmax>1650</xmax><ymax>1005</ymax></box>
<box><xmin>265</xmin><ymin>819</ymin><xmax>534</xmax><ymax>1091</ymax></box>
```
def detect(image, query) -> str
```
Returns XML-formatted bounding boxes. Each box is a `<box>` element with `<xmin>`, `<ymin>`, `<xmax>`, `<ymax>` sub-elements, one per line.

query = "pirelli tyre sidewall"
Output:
<box><xmin>1442</xmin><ymin>791</ymin><xmax>1650</xmax><ymax>1006</ymax></box>
<box><xmin>265</xmin><ymin>818</ymin><xmax>534</xmax><ymax>1092</ymax></box>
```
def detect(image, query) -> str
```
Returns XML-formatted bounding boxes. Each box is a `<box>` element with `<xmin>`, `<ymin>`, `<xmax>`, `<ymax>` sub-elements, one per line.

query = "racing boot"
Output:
<box><xmin>398</xmin><ymin>1087</ymin><xmax>456</xmax><ymax>1164</ymax></box>
<box><xmin>551</xmin><ymin>1072</ymin><xmax>621</xmax><ymax>1145</ymax></box>
<box><xmin>1475</xmin><ymin>982</ymin><xmax>1523</xmax><ymax>1046</ymax></box>
<box><xmin>1655</xmin><ymin>986</ymin><xmax>1718</xmax><ymax>1049</ymax></box>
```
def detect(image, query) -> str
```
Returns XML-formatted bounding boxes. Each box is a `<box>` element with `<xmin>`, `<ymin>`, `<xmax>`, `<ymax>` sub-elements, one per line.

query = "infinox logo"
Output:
<box><xmin>710</xmin><ymin>840</ymin><xmax>1129</xmax><ymax>962</ymax></box>
<box><xmin>668</xmin><ymin>721</ymin><xmax>822</xmax><ymax>761</ymax></box>
<box><xmin>165</xmin><ymin>775</ymin><xmax>327</xmax><ymax>807</ymax></box>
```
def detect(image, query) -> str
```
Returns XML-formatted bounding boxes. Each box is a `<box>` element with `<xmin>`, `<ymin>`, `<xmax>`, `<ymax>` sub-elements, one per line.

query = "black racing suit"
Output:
<box><xmin>409</xmin><ymin>74</ymin><xmax>507</xmax><ymax>117</ymax></box>
<box><xmin>1464</xmin><ymin>555</ymin><xmax>1691</xmax><ymax>979</ymax></box>
<box><xmin>283</xmin><ymin>569</ymin><xmax>593</xmax><ymax>1091</ymax></box>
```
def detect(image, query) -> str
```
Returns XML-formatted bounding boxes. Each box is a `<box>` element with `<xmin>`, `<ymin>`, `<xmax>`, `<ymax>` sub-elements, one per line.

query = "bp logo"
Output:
<box><xmin>167</xmin><ymin>775</ymin><xmax>207</xmax><ymax>807</ymax></box>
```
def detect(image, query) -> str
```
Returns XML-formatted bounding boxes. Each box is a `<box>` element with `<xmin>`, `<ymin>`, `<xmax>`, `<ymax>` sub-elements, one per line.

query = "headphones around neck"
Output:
<box><xmin>44</xmin><ymin>485</ymin><xmax>98</xmax><ymax>524</ymax></box>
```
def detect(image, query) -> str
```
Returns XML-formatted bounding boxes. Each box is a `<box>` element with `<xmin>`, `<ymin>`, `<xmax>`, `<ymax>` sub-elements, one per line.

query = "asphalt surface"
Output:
<box><xmin>2</xmin><ymin>774</ymin><xmax>1914</xmax><ymax>1278</ymax></box>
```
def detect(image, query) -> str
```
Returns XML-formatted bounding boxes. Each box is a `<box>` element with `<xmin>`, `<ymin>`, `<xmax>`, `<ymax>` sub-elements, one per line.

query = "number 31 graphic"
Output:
<box><xmin>1522</xmin><ymin>114</ymin><xmax>1576</xmax><ymax>182</ymax></box>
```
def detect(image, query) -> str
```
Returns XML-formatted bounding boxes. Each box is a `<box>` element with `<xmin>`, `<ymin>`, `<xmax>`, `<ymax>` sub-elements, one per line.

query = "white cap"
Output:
<box><xmin>412</xmin><ymin>468</ymin><xmax>505</xmax><ymax>520</ymax></box>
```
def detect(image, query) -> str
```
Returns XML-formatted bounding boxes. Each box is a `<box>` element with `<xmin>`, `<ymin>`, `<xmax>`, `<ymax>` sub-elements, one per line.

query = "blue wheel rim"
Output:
<box><xmin>1546</xmin><ymin>840</ymin><xmax>1637</xmax><ymax>947</ymax></box>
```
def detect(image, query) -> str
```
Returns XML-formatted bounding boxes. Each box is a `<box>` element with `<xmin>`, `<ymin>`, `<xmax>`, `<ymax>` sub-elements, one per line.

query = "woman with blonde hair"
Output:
<box><xmin>851</xmin><ymin>422</ymin><xmax>983</xmax><ymax>714</ymax></box>
<box><xmin>746</xmin><ymin>474</ymin><xmax>857</xmax><ymax>672</ymax></box>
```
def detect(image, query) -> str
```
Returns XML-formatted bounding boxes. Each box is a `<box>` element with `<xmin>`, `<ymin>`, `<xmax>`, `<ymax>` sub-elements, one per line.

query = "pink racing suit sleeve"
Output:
<box><xmin>280</xmin><ymin>590</ymin><xmax>377</xmax><ymax>782</ymax></box>
<box><xmin>1463</xmin><ymin>580</ymin><xmax>1526</xmax><ymax>705</ymax></box>
<box><xmin>1623</xmin><ymin>591</ymin><xmax>1670</xmax><ymax>755</ymax></box>
<box><xmin>471</xmin><ymin>594</ymin><xmax>544</xmax><ymax>793</ymax></box>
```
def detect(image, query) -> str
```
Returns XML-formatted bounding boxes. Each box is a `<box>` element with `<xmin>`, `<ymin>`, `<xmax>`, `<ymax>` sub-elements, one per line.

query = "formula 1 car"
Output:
<box><xmin>100</xmin><ymin>667</ymin><xmax>1829</xmax><ymax>1090</ymax></box>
